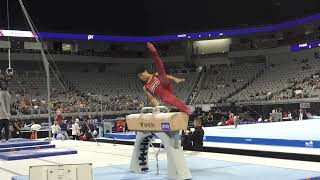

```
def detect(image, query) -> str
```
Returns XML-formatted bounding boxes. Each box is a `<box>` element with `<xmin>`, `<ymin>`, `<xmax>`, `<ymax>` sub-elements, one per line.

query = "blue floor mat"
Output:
<box><xmin>12</xmin><ymin>157</ymin><xmax>320</xmax><ymax>180</ymax></box>
<box><xmin>0</xmin><ymin>148</ymin><xmax>77</xmax><ymax>161</ymax></box>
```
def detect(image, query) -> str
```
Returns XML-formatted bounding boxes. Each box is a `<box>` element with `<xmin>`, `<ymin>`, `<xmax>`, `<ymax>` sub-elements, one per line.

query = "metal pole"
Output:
<box><xmin>83</xmin><ymin>119</ymin><xmax>99</xmax><ymax>146</ymax></box>
<box><xmin>18</xmin><ymin>0</ymin><xmax>52</xmax><ymax>143</ymax></box>
<box><xmin>6</xmin><ymin>0</ymin><xmax>11</xmax><ymax>71</ymax></box>
<box><xmin>101</xmin><ymin>96</ymin><xmax>103</xmax><ymax>121</ymax></box>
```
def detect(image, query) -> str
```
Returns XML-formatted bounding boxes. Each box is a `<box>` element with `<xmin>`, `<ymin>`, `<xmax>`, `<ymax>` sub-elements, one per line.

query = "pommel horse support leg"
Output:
<box><xmin>127</xmin><ymin>106</ymin><xmax>192</xmax><ymax>180</ymax></box>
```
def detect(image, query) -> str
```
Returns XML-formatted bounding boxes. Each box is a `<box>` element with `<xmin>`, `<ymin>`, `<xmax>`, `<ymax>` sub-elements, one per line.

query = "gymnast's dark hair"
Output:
<box><xmin>136</xmin><ymin>66</ymin><xmax>147</xmax><ymax>74</ymax></box>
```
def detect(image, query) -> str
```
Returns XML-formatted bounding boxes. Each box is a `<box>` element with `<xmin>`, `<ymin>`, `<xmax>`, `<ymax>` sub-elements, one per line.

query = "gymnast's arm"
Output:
<box><xmin>167</xmin><ymin>75</ymin><xmax>185</xmax><ymax>84</ymax></box>
<box><xmin>154</xmin><ymin>72</ymin><xmax>185</xmax><ymax>84</ymax></box>
<box><xmin>143</xmin><ymin>87</ymin><xmax>159</xmax><ymax>107</ymax></box>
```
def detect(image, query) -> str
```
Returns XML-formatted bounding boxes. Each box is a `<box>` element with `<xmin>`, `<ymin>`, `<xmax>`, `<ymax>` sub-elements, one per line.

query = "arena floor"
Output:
<box><xmin>104</xmin><ymin>118</ymin><xmax>320</xmax><ymax>148</ymax></box>
<box><xmin>2</xmin><ymin>140</ymin><xmax>319</xmax><ymax>180</ymax></box>
<box><xmin>204</xmin><ymin>119</ymin><xmax>320</xmax><ymax>140</ymax></box>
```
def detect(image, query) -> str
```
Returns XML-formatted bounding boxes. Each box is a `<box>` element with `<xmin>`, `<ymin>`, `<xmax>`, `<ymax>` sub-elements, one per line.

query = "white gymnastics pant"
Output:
<box><xmin>0</xmin><ymin>90</ymin><xmax>11</xmax><ymax>118</ymax></box>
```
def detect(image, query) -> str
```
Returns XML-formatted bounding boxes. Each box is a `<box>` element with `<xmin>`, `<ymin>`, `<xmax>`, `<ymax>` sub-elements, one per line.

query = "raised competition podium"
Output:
<box><xmin>126</xmin><ymin>106</ymin><xmax>192</xmax><ymax>180</ymax></box>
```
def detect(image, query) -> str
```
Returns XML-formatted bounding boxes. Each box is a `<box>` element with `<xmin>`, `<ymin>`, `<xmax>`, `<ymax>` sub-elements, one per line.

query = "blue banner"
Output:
<box><xmin>36</xmin><ymin>13</ymin><xmax>320</xmax><ymax>42</ymax></box>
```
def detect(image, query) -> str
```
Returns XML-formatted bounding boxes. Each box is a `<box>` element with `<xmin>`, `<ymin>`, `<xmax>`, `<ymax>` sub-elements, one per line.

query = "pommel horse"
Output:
<box><xmin>126</xmin><ymin>106</ymin><xmax>192</xmax><ymax>180</ymax></box>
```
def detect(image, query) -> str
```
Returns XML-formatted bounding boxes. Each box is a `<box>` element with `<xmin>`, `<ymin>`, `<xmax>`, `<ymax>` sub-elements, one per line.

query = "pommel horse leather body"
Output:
<box><xmin>126</xmin><ymin>109</ymin><xmax>189</xmax><ymax>131</ymax></box>
<box><xmin>127</xmin><ymin>106</ymin><xmax>192</xmax><ymax>180</ymax></box>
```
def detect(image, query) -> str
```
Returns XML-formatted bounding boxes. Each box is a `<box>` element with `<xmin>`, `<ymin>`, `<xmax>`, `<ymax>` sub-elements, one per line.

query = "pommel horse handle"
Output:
<box><xmin>141</xmin><ymin>106</ymin><xmax>170</xmax><ymax>114</ymax></box>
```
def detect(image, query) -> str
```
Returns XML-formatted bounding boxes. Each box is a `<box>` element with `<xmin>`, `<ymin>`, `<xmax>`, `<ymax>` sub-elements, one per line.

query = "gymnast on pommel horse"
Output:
<box><xmin>136</xmin><ymin>42</ymin><xmax>192</xmax><ymax>115</ymax></box>
<box><xmin>127</xmin><ymin>43</ymin><xmax>193</xmax><ymax>179</ymax></box>
<box><xmin>126</xmin><ymin>43</ymin><xmax>192</xmax><ymax>179</ymax></box>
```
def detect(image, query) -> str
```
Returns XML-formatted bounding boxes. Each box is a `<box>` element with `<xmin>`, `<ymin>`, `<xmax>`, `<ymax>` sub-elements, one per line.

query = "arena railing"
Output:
<box><xmin>235</xmin><ymin>98</ymin><xmax>320</xmax><ymax>106</ymax></box>
<box><xmin>11</xmin><ymin>109</ymin><xmax>140</xmax><ymax>120</ymax></box>
<box><xmin>0</xmin><ymin>47</ymin><xmax>185</xmax><ymax>58</ymax></box>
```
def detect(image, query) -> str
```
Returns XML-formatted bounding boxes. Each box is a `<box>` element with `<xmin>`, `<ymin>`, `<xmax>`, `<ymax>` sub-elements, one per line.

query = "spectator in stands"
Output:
<box><xmin>51</xmin><ymin>121</ymin><xmax>60</xmax><ymax>139</ymax></box>
<box><xmin>71</xmin><ymin>119</ymin><xmax>80</xmax><ymax>140</ymax></box>
<box><xmin>191</xmin><ymin>117</ymin><xmax>204</xmax><ymax>151</ymax></box>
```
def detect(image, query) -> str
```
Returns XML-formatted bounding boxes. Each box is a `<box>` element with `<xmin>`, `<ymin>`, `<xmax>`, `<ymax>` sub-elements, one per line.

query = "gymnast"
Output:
<box><xmin>136</xmin><ymin>42</ymin><xmax>192</xmax><ymax>114</ymax></box>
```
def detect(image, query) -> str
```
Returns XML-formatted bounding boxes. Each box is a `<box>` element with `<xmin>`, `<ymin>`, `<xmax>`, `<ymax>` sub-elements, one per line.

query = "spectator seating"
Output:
<box><xmin>197</xmin><ymin>63</ymin><xmax>265</xmax><ymax>104</ymax></box>
<box><xmin>229</xmin><ymin>59</ymin><xmax>320</xmax><ymax>102</ymax></box>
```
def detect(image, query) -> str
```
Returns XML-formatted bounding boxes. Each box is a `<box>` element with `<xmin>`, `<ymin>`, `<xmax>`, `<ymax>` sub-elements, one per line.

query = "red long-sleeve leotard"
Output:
<box><xmin>144</xmin><ymin>43</ymin><xmax>191</xmax><ymax>114</ymax></box>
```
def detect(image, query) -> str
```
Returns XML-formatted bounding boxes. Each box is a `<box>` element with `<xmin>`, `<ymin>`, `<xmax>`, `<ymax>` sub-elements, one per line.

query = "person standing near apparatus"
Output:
<box><xmin>71</xmin><ymin>118</ymin><xmax>80</xmax><ymax>140</ymax></box>
<box><xmin>0</xmin><ymin>69</ymin><xmax>13</xmax><ymax>142</ymax></box>
<box><xmin>191</xmin><ymin>117</ymin><xmax>204</xmax><ymax>151</ymax></box>
<box><xmin>299</xmin><ymin>108</ymin><xmax>304</xmax><ymax>120</ymax></box>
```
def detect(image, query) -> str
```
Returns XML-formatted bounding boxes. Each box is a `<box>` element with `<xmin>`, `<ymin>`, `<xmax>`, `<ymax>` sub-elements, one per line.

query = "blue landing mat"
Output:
<box><xmin>0</xmin><ymin>148</ymin><xmax>77</xmax><ymax>161</ymax></box>
<box><xmin>12</xmin><ymin>157</ymin><xmax>320</xmax><ymax>180</ymax></box>
<box><xmin>104</xmin><ymin>132</ymin><xmax>320</xmax><ymax>148</ymax></box>
<box><xmin>0</xmin><ymin>144</ymin><xmax>55</xmax><ymax>152</ymax></box>
<box><xmin>105</xmin><ymin>132</ymin><xmax>136</xmax><ymax>140</ymax></box>
<box><xmin>0</xmin><ymin>140</ymin><xmax>49</xmax><ymax>149</ymax></box>
<box><xmin>6</xmin><ymin>138</ymin><xmax>32</xmax><ymax>142</ymax></box>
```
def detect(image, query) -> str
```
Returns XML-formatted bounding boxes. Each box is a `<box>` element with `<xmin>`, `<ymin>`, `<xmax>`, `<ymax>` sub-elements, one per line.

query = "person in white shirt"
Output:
<box><xmin>299</xmin><ymin>108</ymin><xmax>304</xmax><ymax>120</ymax></box>
<box><xmin>71</xmin><ymin>119</ymin><xmax>80</xmax><ymax>140</ymax></box>
<box><xmin>30</xmin><ymin>121</ymin><xmax>41</xmax><ymax>140</ymax></box>
<box><xmin>288</xmin><ymin>112</ymin><xmax>292</xmax><ymax>120</ymax></box>
<box><xmin>51</xmin><ymin>121</ymin><xmax>60</xmax><ymax>139</ymax></box>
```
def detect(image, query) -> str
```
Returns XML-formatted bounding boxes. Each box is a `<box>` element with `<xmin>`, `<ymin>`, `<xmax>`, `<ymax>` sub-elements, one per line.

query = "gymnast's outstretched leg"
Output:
<box><xmin>147</xmin><ymin>42</ymin><xmax>171</xmax><ymax>88</ymax></box>
<box><xmin>160</xmin><ymin>90</ymin><xmax>192</xmax><ymax>114</ymax></box>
